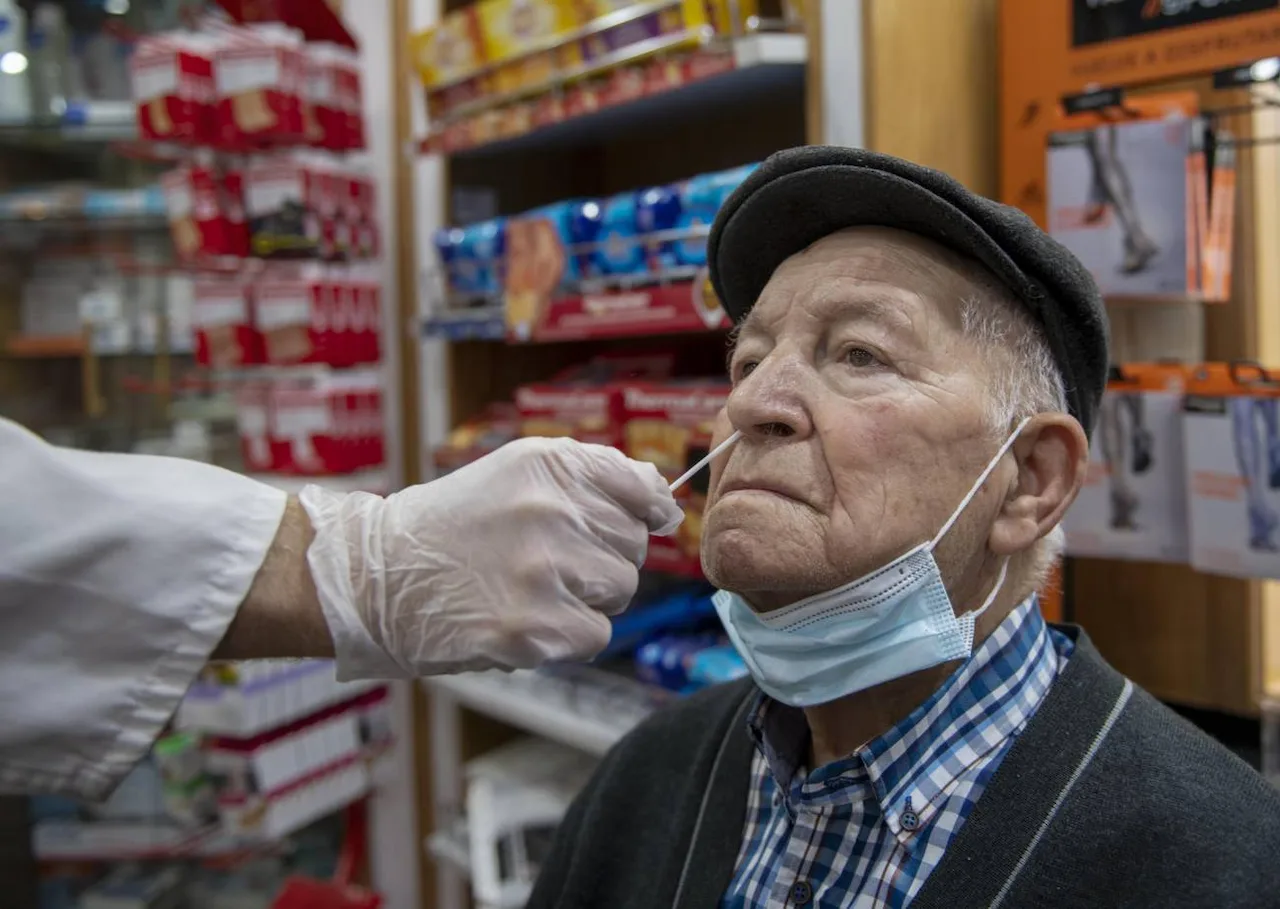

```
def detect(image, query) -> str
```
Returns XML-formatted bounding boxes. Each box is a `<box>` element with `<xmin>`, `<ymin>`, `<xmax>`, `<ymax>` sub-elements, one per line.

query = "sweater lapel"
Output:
<box><xmin>912</xmin><ymin>626</ymin><xmax>1129</xmax><ymax>909</ymax></box>
<box><xmin>671</xmin><ymin>686</ymin><xmax>758</xmax><ymax>909</ymax></box>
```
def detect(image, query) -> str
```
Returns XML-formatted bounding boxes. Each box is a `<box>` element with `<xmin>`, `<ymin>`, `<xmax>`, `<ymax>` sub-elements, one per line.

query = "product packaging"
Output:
<box><xmin>674</xmin><ymin>164</ymin><xmax>757</xmax><ymax>267</ymax></box>
<box><xmin>267</xmin><ymin>369</ymin><xmax>385</xmax><ymax>476</ymax></box>
<box><xmin>622</xmin><ymin>379</ymin><xmax>731</xmax><ymax>574</ymax></box>
<box><xmin>1046</xmin><ymin>94</ymin><xmax>1215</xmax><ymax>300</ymax></box>
<box><xmin>204</xmin><ymin>700</ymin><xmax>370</xmax><ymax>838</ymax></box>
<box><xmin>594</xmin><ymin>192</ymin><xmax>647</xmax><ymax>277</ymax></box>
<box><xmin>635</xmin><ymin>632</ymin><xmax>725</xmax><ymax>691</ymax></box>
<box><xmin>193</xmin><ymin>273</ymin><xmax>260</xmax><ymax>367</ymax></box>
<box><xmin>435</xmin><ymin>218</ymin><xmax>507</xmax><ymax>299</ymax></box>
<box><xmin>255</xmin><ymin>263</ymin><xmax>381</xmax><ymax>367</ymax></box>
<box><xmin>1183</xmin><ymin>363</ymin><xmax>1280</xmax><ymax>579</ymax></box>
<box><xmin>162</xmin><ymin>164</ymin><xmax>241</xmax><ymax>261</ymax></box>
<box><xmin>636</xmin><ymin>183</ymin><xmax>683</xmax><ymax>273</ymax></box>
<box><xmin>235</xmin><ymin>380</ymin><xmax>278</xmax><ymax>473</ymax></box>
<box><xmin>476</xmin><ymin>0</ymin><xmax>577</xmax><ymax>66</ymax></box>
<box><xmin>410</xmin><ymin>7</ymin><xmax>488</xmax><ymax>89</ymax></box>
<box><xmin>466</xmin><ymin>737</ymin><xmax>598</xmax><ymax>909</ymax></box>
<box><xmin>213</xmin><ymin>24</ymin><xmax>307</xmax><ymax>148</ymax></box>
<box><xmin>1061</xmin><ymin>363</ymin><xmax>1190</xmax><ymax>563</ymax></box>
<box><xmin>244</xmin><ymin>157</ymin><xmax>321</xmax><ymax>259</ymax></box>
<box><xmin>130</xmin><ymin>34</ymin><xmax>216</xmax><ymax>144</ymax></box>
<box><xmin>432</xmin><ymin>403</ymin><xmax>522</xmax><ymax>475</ymax></box>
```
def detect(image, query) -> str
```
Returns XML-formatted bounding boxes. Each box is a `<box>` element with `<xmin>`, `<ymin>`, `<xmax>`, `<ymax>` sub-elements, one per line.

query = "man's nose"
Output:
<box><xmin>725</xmin><ymin>353</ymin><xmax>813</xmax><ymax>441</ymax></box>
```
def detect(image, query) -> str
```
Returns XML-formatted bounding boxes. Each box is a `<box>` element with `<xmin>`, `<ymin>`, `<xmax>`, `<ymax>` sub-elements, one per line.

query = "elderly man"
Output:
<box><xmin>527</xmin><ymin>148</ymin><xmax>1280</xmax><ymax>909</ymax></box>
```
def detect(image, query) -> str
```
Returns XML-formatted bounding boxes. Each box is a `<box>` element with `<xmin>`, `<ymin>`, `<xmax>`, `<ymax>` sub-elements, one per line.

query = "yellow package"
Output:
<box><xmin>477</xmin><ymin>0</ymin><xmax>579</xmax><ymax>64</ymax></box>
<box><xmin>410</xmin><ymin>8</ymin><xmax>488</xmax><ymax>87</ymax></box>
<box><xmin>704</xmin><ymin>0</ymin><xmax>759</xmax><ymax>33</ymax></box>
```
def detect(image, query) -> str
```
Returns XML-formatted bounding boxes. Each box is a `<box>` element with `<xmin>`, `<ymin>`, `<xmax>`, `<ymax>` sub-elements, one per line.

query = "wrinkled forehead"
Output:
<box><xmin>735</xmin><ymin>226</ymin><xmax>989</xmax><ymax>341</ymax></box>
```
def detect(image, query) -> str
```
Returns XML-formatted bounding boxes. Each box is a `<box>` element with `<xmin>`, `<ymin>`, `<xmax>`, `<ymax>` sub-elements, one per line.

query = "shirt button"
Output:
<box><xmin>901</xmin><ymin>809</ymin><xmax>920</xmax><ymax>832</ymax></box>
<box><xmin>790</xmin><ymin>880</ymin><xmax>813</xmax><ymax>905</ymax></box>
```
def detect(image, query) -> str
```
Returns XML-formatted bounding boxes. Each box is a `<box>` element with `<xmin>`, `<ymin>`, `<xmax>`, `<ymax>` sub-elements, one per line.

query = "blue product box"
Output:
<box><xmin>636</xmin><ymin>183</ymin><xmax>683</xmax><ymax>274</ymax></box>
<box><xmin>636</xmin><ymin>632</ymin><xmax>723</xmax><ymax>691</ymax></box>
<box><xmin>569</xmin><ymin>199</ymin><xmax>604</xmax><ymax>279</ymax></box>
<box><xmin>673</xmin><ymin>163</ymin><xmax>761</xmax><ymax>268</ymax></box>
<box><xmin>594</xmin><ymin>192</ymin><xmax>648</xmax><ymax>278</ymax></box>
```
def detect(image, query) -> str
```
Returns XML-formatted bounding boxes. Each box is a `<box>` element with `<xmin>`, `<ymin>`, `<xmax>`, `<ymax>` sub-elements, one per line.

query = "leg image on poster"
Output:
<box><xmin>1083</xmin><ymin>125</ymin><xmax>1161</xmax><ymax>275</ymax></box>
<box><xmin>1048</xmin><ymin>117</ymin><xmax>1193</xmax><ymax>297</ymax></box>
<box><xmin>1062</xmin><ymin>383</ymin><xmax>1188</xmax><ymax>563</ymax></box>
<box><xmin>1098</xmin><ymin>392</ymin><xmax>1155</xmax><ymax>530</ymax></box>
<box><xmin>1230</xmin><ymin>395</ymin><xmax>1280</xmax><ymax>552</ymax></box>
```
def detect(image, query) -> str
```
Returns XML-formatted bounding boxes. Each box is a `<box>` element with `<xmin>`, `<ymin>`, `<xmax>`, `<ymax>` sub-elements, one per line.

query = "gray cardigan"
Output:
<box><xmin>527</xmin><ymin>626</ymin><xmax>1280</xmax><ymax>908</ymax></box>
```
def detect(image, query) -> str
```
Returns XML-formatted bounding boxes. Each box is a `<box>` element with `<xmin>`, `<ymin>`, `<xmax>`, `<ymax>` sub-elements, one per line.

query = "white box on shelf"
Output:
<box><xmin>466</xmin><ymin>738</ymin><xmax>599</xmax><ymax>909</ymax></box>
<box><xmin>176</xmin><ymin>659</ymin><xmax>380</xmax><ymax>737</ymax></box>
<box><xmin>218</xmin><ymin>756</ymin><xmax>371</xmax><ymax>841</ymax></box>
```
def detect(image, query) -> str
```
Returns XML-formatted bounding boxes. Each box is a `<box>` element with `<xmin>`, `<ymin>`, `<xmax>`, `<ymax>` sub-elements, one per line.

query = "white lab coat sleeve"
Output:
<box><xmin>0</xmin><ymin>417</ymin><xmax>288</xmax><ymax>800</ymax></box>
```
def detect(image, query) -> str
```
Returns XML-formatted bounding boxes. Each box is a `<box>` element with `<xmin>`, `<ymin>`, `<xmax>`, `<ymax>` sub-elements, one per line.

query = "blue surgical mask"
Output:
<box><xmin>711</xmin><ymin>418</ymin><xmax>1030</xmax><ymax>708</ymax></box>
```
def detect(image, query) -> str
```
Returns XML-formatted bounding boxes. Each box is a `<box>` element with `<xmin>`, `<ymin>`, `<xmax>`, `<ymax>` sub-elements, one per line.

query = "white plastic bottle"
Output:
<box><xmin>0</xmin><ymin>0</ymin><xmax>31</xmax><ymax>122</ymax></box>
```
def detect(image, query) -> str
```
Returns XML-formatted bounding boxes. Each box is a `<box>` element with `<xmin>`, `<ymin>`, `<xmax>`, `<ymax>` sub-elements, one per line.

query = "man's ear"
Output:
<box><xmin>988</xmin><ymin>413</ymin><xmax>1089</xmax><ymax>557</ymax></box>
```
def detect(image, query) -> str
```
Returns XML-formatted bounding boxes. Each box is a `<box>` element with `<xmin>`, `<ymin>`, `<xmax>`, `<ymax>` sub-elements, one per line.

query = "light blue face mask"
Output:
<box><xmin>712</xmin><ymin>418</ymin><xmax>1030</xmax><ymax>708</ymax></box>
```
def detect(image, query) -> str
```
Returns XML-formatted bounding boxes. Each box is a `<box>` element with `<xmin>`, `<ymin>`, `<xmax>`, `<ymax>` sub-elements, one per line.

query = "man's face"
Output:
<box><xmin>702</xmin><ymin>227</ymin><xmax>1017</xmax><ymax>611</ymax></box>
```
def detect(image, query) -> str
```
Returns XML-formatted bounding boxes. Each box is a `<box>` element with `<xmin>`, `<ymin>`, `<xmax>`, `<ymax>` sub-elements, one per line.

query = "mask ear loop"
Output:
<box><xmin>930</xmin><ymin>416</ymin><xmax>1033</xmax><ymax>550</ymax></box>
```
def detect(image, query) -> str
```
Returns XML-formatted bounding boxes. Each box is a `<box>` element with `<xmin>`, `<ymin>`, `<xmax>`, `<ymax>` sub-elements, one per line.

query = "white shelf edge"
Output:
<box><xmin>732</xmin><ymin>32</ymin><xmax>807</xmax><ymax>68</ymax></box>
<box><xmin>425</xmin><ymin>672</ymin><xmax>644</xmax><ymax>757</ymax></box>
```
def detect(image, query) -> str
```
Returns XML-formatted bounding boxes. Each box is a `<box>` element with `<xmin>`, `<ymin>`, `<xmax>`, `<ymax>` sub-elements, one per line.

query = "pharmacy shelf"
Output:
<box><xmin>425</xmin><ymin>668</ymin><xmax>669</xmax><ymax>758</ymax></box>
<box><xmin>422</xmin><ymin>305</ymin><xmax>508</xmax><ymax>341</ymax></box>
<box><xmin>31</xmin><ymin>822</ymin><xmax>293</xmax><ymax>863</ymax></box>
<box><xmin>0</xmin><ymin>101</ymin><xmax>137</xmax><ymax>147</ymax></box>
<box><xmin>420</xmin><ymin>33</ymin><xmax>806</xmax><ymax>158</ymax></box>
<box><xmin>3</xmin><ymin>335</ymin><xmax>85</xmax><ymax>358</ymax></box>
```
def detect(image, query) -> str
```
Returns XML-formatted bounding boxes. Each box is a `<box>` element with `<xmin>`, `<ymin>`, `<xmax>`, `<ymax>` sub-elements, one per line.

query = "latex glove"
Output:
<box><xmin>299</xmin><ymin>437</ymin><xmax>684</xmax><ymax>679</ymax></box>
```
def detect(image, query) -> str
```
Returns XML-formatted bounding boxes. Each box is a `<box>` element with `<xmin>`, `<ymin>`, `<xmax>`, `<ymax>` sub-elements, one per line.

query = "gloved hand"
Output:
<box><xmin>299</xmin><ymin>437</ymin><xmax>684</xmax><ymax>679</ymax></box>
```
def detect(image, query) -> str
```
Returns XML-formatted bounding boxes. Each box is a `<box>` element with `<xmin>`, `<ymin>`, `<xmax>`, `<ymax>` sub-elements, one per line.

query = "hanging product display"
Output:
<box><xmin>1183</xmin><ymin>364</ymin><xmax>1280</xmax><ymax>580</ymax></box>
<box><xmin>1061</xmin><ymin>363</ymin><xmax>1190</xmax><ymax>564</ymax></box>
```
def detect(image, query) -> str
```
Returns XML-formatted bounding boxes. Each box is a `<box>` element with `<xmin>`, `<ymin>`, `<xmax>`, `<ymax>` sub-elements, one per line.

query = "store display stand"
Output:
<box><xmin>999</xmin><ymin>2</ymin><xmax>1280</xmax><ymax>717</ymax></box>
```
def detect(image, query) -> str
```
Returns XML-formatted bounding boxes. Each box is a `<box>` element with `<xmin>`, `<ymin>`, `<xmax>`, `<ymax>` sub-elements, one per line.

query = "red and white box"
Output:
<box><xmin>516</xmin><ymin>383</ymin><xmax>627</xmax><ymax>448</ymax></box>
<box><xmin>213</xmin><ymin>25</ymin><xmax>307</xmax><ymax>147</ymax></box>
<box><xmin>305</xmin><ymin>44</ymin><xmax>366</xmax><ymax>151</ymax></box>
<box><xmin>204</xmin><ymin>697</ymin><xmax>379</xmax><ymax>840</ymax></box>
<box><xmin>255</xmin><ymin>263</ymin><xmax>381</xmax><ymax>367</ymax></box>
<box><xmin>244</xmin><ymin>158</ymin><xmax>320</xmax><ymax>259</ymax></box>
<box><xmin>162</xmin><ymin>164</ymin><xmax>234</xmax><ymax>261</ymax></box>
<box><xmin>234</xmin><ymin>381</ymin><xmax>278</xmax><ymax>473</ymax></box>
<box><xmin>130</xmin><ymin>34</ymin><xmax>216</xmax><ymax>144</ymax></box>
<box><xmin>268</xmin><ymin>370</ymin><xmax>385</xmax><ymax>476</ymax></box>
<box><xmin>193</xmin><ymin>274</ymin><xmax>260</xmax><ymax>367</ymax></box>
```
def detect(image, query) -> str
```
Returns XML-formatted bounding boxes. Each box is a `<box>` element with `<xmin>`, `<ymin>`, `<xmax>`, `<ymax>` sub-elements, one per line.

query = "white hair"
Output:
<box><xmin>958</xmin><ymin>289</ymin><xmax>1069</xmax><ymax>589</ymax></box>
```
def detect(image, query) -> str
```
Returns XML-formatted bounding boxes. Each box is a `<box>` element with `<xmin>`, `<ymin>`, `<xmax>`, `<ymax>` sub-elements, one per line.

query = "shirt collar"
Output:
<box><xmin>747</xmin><ymin>595</ymin><xmax>1059</xmax><ymax>842</ymax></box>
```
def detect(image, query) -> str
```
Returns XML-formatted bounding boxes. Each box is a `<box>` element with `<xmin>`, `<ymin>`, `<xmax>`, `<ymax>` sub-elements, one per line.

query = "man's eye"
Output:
<box><xmin>843</xmin><ymin>346</ymin><xmax>879</xmax><ymax>368</ymax></box>
<box><xmin>735</xmin><ymin>360</ymin><xmax>759</xmax><ymax>381</ymax></box>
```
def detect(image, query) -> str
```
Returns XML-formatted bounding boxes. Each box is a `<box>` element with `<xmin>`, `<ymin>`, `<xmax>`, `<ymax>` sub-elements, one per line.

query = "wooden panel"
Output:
<box><xmin>1072</xmin><ymin>560</ymin><xmax>1256</xmax><ymax>714</ymax></box>
<box><xmin>864</xmin><ymin>0</ymin><xmax>998</xmax><ymax>196</ymax></box>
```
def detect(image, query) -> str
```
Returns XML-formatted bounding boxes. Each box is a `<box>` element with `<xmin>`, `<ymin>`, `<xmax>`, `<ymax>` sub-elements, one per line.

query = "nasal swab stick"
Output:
<box><xmin>668</xmin><ymin>431</ymin><xmax>742</xmax><ymax>493</ymax></box>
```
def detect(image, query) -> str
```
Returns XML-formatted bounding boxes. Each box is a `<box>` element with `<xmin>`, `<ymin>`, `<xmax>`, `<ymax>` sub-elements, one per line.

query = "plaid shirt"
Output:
<box><xmin>721</xmin><ymin>596</ymin><xmax>1072</xmax><ymax>909</ymax></box>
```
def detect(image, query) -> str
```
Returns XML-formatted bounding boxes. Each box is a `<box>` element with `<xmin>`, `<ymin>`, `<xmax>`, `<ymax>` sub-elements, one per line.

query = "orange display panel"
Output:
<box><xmin>1000</xmin><ymin>0</ymin><xmax>1280</xmax><ymax>222</ymax></box>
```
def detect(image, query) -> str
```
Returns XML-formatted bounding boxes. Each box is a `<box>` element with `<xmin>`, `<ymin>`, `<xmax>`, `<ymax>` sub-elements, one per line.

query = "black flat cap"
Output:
<box><xmin>707</xmin><ymin>146</ymin><xmax>1109</xmax><ymax>437</ymax></box>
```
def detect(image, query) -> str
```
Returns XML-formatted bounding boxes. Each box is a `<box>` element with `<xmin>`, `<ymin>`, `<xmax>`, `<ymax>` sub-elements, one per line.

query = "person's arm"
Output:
<box><xmin>0</xmin><ymin>418</ymin><xmax>682</xmax><ymax>799</ymax></box>
<box><xmin>213</xmin><ymin>496</ymin><xmax>333</xmax><ymax>661</ymax></box>
<box><xmin>0</xmin><ymin>417</ymin><xmax>288</xmax><ymax>800</ymax></box>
